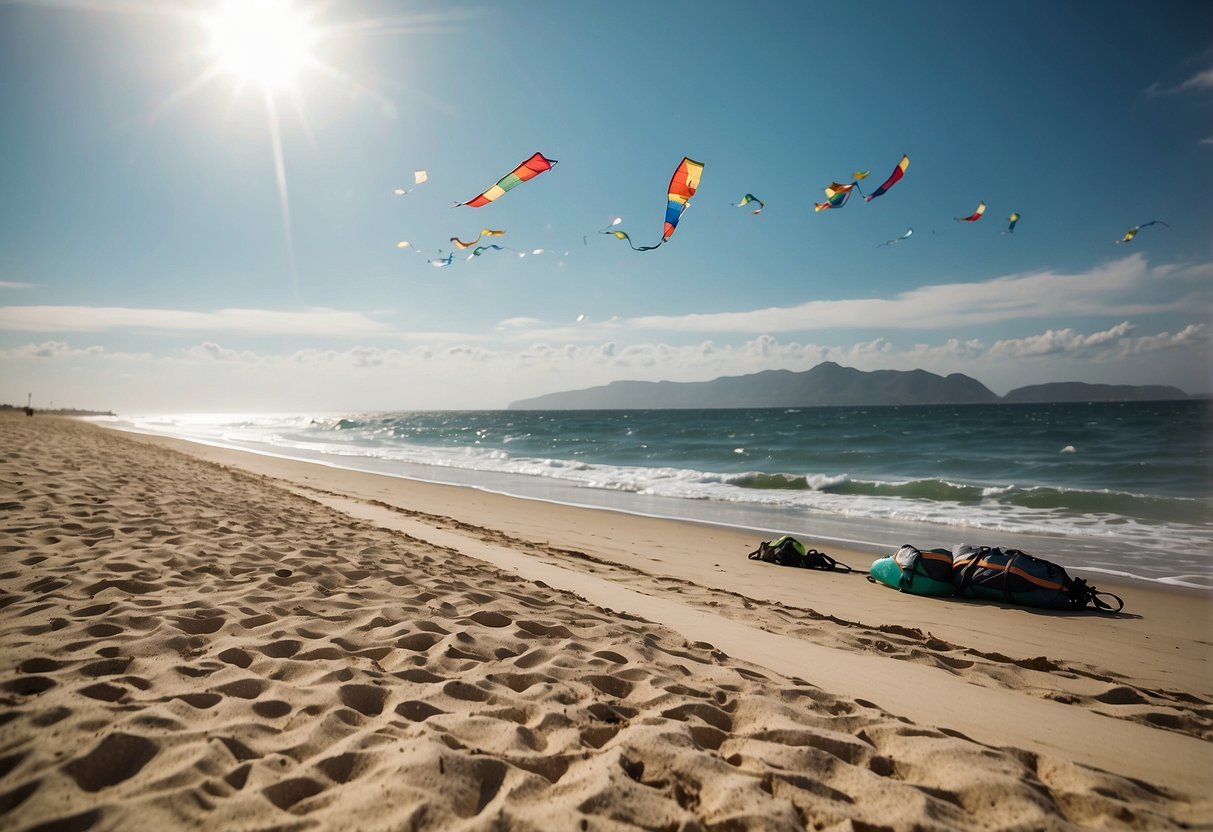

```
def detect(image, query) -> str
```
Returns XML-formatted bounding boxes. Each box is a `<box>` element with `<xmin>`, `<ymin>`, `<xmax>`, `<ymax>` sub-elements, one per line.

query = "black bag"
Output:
<box><xmin>951</xmin><ymin>544</ymin><xmax>1123</xmax><ymax>613</ymax></box>
<box><xmin>748</xmin><ymin>536</ymin><xmax>852</xmax><ymax>572</ymax></box>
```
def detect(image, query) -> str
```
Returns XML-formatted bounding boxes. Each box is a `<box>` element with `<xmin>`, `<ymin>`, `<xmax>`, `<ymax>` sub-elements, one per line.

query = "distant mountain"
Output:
<box><xmin>508</xmin><ymin>363</ymin><xmax>1192</xmax><ymax>410</ymax></box>
<box><xmin>1001</xmin><ymin>382</ymin><xmax>1189</xmax><ymax>403</ymax></box>
<box><xmin>508</xmin><ymin>362</ymin><xmax>1000</xmax><ymax>409</ymax></box>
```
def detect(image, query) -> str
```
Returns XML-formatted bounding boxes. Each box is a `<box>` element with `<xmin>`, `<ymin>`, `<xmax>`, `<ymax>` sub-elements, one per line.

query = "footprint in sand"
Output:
<box><xmin>63</xmin><ymin>733</ymin><xmax>159</xmax><ymax>792</ymax></box>
<box><xmin>338</xmin><ymin>684</ymin><xmax>388</xmax><ymax>717</ymax></box>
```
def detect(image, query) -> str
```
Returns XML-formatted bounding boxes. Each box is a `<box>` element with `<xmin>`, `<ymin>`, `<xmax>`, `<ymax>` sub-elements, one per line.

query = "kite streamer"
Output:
<box><xmin>955</xmin><ymin>202</ymin><xmax>986</xmax><ymax>222</ymax></box>
<box><xmin>1116</xmin><ymin>220</ymin><xmax>1168</xmax><ymax>244</ymax></box>
<box><xmin>864</xmin><ymin>154</ymin><xmax>909</xmax><ymax>202</ymax></box>
<box><xmin>456</xmin><ymin>152</ymin><xmax>557</xmax><ymax>208</ymax></box>
<box><xmin>734</xmin><ymin>194</ymin><xmax>765</xmax><ymax>214</ymax></box>
<box><xmin>878</xmin><ymin>228</ymin><xmax>914</xmax><ymax>247</ymax></box>
<box><xmin>814</xmin><ymin>182</ymin><xmax>858</xmax><ymax>212</ymax></box>
<box><xmin>450</xmin><ymin>229</ymin><xmax>506</xmax><ymax>249</ymax></box>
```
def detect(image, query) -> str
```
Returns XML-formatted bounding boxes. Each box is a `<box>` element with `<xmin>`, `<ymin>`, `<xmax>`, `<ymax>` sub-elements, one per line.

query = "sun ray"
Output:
<box><xmin>263</xmin><ymin>93</ymin><xmax>299</xmax><ymax>302</ymax></box>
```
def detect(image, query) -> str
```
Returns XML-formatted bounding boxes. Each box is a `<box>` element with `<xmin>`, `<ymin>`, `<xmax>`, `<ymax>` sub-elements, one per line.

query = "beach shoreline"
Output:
<box><xmin>3</xmin><ymin>414</ymin><xmax>1211</xmax><ymax>829</ymax></box>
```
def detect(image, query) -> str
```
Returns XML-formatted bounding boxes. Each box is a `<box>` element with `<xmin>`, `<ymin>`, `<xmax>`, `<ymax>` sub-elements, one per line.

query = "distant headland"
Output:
<box><xmin>507</xmin><ymin>362</ymin><xmax>1192</xmax><ymax>410</ymax></box>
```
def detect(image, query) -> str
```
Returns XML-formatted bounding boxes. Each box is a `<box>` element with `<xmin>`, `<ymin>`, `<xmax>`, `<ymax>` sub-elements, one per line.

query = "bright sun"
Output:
<box><xmin>206</xmin><ymin>0</ymin><xmax>317</xmax><ymax>93</ymax></box>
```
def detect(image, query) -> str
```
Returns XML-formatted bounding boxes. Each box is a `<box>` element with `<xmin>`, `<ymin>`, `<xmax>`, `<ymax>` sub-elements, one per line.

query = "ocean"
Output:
<box><xmin>110</xmin><ymin>401</ymin><xmax>1213</xmax><ymax>589</ymax></box>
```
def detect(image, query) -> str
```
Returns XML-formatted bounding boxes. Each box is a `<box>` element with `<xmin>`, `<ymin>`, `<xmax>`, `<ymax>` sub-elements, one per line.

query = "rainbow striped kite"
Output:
<box><xmin>603</xmin><ymin>157</ymin><xmax>704</xmax><ymax>251</ymax></box>
<box><xmin>662</xmin><ymin>157</ymin><xmax>704</xmax><ymax>242</ymax></box>
<box><xmin>814</xmin><ymin>182</ymin><xmax>858</xmax><ymax>212</ymax></box>
<box><xmin>955</xmin><ymin>202</ymin><xmax>986</xmax><ymax>222</ymax></box>
<box><xmin>456</xmin><ymin>152</ymin><xmax>557</xmax><ymax>208</ymax></box>
<box><xmin>864</xmin><ymin>154</ymin><xmax>909</xmax><ymax>202</ymax></box>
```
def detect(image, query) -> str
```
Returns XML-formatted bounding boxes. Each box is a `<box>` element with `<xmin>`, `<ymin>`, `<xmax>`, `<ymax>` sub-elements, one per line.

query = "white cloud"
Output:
<box><xmin>0</xmin><ymin>340</ymin><xmax>137</xmax><ymax>360</ymax></box>
<box><xmin>1146</xmin><ymin>67</ymin><xmax>1213</xmax><ymax>97</ymax></box>
<box><xmin>989</xmin><ymin>322</ymin><xmax>1136</xmax><ymax>358</ymax></box>
<box><xmin>0</xmin><ymin>306</ymin><xmax>395</xmax><ymax>337</ymax></box>
<box><xmin>497</xmin><ymin>317</ymin><xmax>542</xmax><ymax>329</ymax></box>
<box><xmin>624</xmin><ymin>255</ymin><xmax>1195</xmax><ymax>334</ymax></box>
<box><xmin>0</xmin><ymin>281</ymin><xmax>37</xmax><ymax>289</ymax></box>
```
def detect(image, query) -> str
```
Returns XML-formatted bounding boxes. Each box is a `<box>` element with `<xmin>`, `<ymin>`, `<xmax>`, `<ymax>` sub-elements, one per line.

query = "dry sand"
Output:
<box><xmin>2</xmin><ymin>414</ymin><xmax>1211</xmax><ymax>830</ymax></box>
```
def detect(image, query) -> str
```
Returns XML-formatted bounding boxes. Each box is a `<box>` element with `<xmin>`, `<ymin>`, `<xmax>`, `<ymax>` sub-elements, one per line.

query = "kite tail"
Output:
<box><xmin>600</xmin><ymin>229</ymin><xmax>664</xmax><ymax>252</ymax></box>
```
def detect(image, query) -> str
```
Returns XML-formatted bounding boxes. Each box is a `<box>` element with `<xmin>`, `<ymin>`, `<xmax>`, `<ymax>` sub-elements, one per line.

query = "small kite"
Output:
<box><xmin>734</xmin><ymin>194</ymin><xmax>765</xmax><ymax>214</ymax></box>
<box><xmin>455</xmin><ymin>152</ymin><xmax>557</xmax><ymax>208</ymax></box>
<box><xmin>852</xmin><ymin>170</ymin><xmax>870</xmax><ymax>180</ymax></box>
<box><xmin>878</xmin><ymin>228</ymin><xmax>913</xmax><ymax>247</ymax></box>
<box><xmin>1116</xmin><ymin>220</ymin><xmax>1169</xmax><ymax>244</ymax></box>
<box><xmin>450</xmin><ymin>229</ymin><xmax>506</xmax><ymax>249</ymax></box>
<box><xmin>429</xmin><ymin>252</ymin><xmax>454</xmax><ymax>268</ymax></box>
<box><xmin>955</xmin><ymin>202</ymin><xmax>987</xmax><ymax>222</ymax></box>
<box><xmin>864</xmin><ymin>154</ymin><xmax>909</xmax><ymax>202</ymax></box>
<box><xmin>466</xmin><ymin>244</ymin><xmax>507</xmax><ymax>258</ymax></box>
<box><xmin>395</xmin><ymin>240</ymin><xmax>430</xmax><ymax>258</ymax></box>
<box><xmin>393</xmin><ymin>169</ymin><xmax>428</xmax><ymax>196</ymax></box>
<box><xmin>814</xmin><ymin>182</ymin><xmax>858</xmax><ymax>212</ymax></box>
<box><xmin>603</xmin><ymin>157</ymin><xmax>704</xmax><ymax>251</ymax></box>
<box><xmin>1005</xmin><ymin>212</ymin><xmax>1020</xmax><ymax>234</ymax></box>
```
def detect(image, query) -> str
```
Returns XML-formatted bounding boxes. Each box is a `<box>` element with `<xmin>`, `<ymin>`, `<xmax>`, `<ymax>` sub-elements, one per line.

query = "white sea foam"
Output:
<box><xmin>115</xmin><ymin>411</ymin><xmax>1212</xmax><ymax>587</ymax></box>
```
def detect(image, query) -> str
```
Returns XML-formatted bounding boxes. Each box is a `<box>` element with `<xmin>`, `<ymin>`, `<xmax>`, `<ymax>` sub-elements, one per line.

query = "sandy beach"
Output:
<box><xmin>2</xmin><ymin>414</ymin><xmax>1211</xmax><ymax>830</ymax></box>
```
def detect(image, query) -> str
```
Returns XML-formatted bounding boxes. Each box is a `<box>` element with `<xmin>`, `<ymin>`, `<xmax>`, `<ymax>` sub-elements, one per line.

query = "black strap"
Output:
<box><xmin>1090</xmin><ymin>589</ymin><xmax>1125</xmax><ymax>613</ymax></box>
<box><xmin>954</xmin><ymin>546</ymin><xmax>989</xmax><ymax>596</ymax></box>
<box><xmin>803</xmin><ymin>549</ymin><xmax>853</xmax><ymax>573</ymax></box>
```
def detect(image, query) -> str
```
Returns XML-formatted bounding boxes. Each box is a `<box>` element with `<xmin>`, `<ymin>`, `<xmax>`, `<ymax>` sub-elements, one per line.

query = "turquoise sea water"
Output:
<box><xmin>116</xmin><ymin>401</ymin><xmax>1213</xmax><ymax>588</ymax></box>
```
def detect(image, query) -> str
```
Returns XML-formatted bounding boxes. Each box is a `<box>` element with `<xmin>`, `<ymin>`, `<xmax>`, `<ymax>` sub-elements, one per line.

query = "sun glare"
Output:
<box><xmin>206</xmin><ymin>0</ymin><xmax>317</xmax><ymax>93</ymax></box>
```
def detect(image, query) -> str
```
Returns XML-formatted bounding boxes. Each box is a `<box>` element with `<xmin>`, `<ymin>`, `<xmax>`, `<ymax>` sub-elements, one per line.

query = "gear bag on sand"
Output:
<box><xmin>747</xmin><ymin>535</ymin><xmax>852</xmax><ymax>572</ymax></box>
<box><xmin>951</xmin><ymin>544</ymin><xmax>1124</xmax><ymax>613</ymax></box>
<box><xmin>868</xmin><ymin>544</ymin><xmax>955</xmax><ymax>596</ymax></box>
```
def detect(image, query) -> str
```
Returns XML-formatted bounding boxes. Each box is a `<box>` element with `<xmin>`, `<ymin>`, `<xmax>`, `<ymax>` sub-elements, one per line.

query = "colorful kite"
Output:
<box><xmin>450</xmin><ymin>229</ymin><xmax>506</xmax><ymax>249</ymax></box>
<box><xmin>1116</xmin><ymin>220</ymin><xmax>1169</xmax><ymax>244</ymax></box>
<box><xmin>955</xmin><ymin>202</ymin><xmax>987</xmax><ymax>222</ymax></box>
<box><xmin>455</xmin><ymin>152</ymin><xmax>557</xmax><ymax>208</ymax></box>
<box><xmin>662</xmin><ymin>157</ymin><xmax>704</xmax><ymax>242</ymax></box>
<box><xmin>394</xmin><ymin>169</ymin><xmax>428</xmax><ymax>196</ymax></box>
<box><xmin>604</xmin><ymin>157</ymin><xmax>704</xmax><ymax>251</ymax></box>
<box><xmin>429</xmin><ymin>252</ymin><xmax>454</xmax><ymax>268</ymax></box>
<box><xmin>852</xmin><ymin>170</ymin><xmax>870</xmax><ymax>180</ymax></box>
<box><xmin>1006</xmin><ymin>212</ymin><xmax>1020</xmax><ymax>233</ymax></box>
<box><xmin>734</xmin><ymin>194</ymin><xmax>765</xmax><ymax>214</ymax></box>
<box><xmin>864</xmin><ymin>154</ymin><xmax>909</xmax><ymax>202</ymax></box>
<box><xmin>467</xmin><ymin>244</ymin><xmax>506</xmax><ymax>258</ymax></box>
<box><xmin>878</xmin><ymin>228</ymin><xmax>914</xmax><ymax>247</ymax></box>
<box><xmin>814</xmin><ymin>182</ymin><xmax>858</xmax><ymax>212</ymax></box>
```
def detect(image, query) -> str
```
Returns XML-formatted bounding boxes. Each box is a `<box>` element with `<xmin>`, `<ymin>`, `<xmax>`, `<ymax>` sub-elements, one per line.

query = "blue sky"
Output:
<box><xmin>1</xmin><ymin>0</ymin><xmax>1211</xmax><ymax>412</ymax></box>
